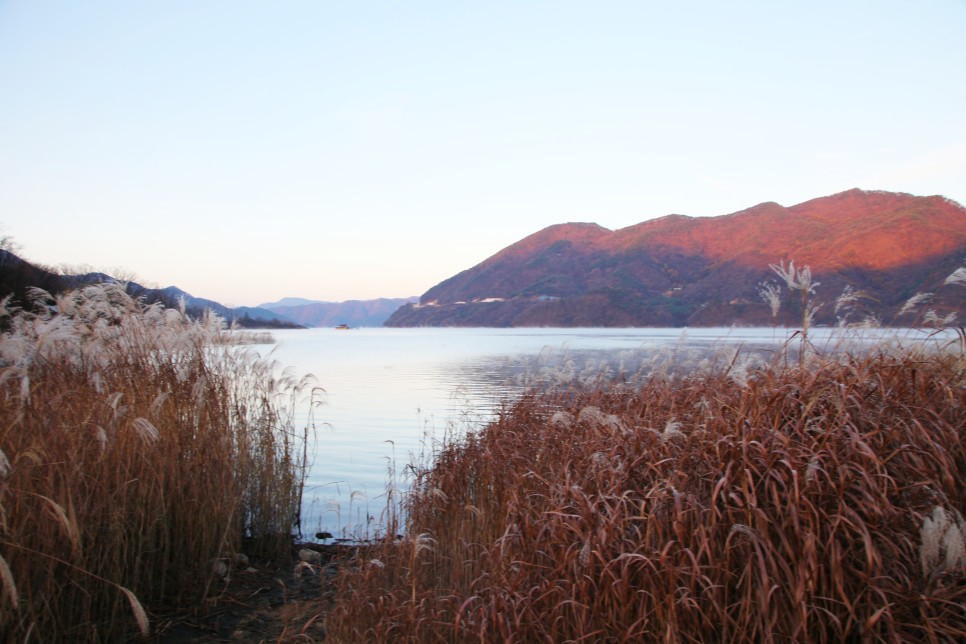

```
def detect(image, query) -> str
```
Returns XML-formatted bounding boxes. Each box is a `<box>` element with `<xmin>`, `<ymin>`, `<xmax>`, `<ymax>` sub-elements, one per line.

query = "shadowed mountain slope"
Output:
<box><xmin>386</xmin><ymin>189</ymin><xmax>966</xmax><ymax>327</ymax></box>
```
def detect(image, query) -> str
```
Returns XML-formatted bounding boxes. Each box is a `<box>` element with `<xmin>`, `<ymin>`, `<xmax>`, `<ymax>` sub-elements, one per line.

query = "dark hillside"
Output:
<box><xmin>0</xmin><ymin>249</ymin><xmax>68</xmax><ymax>308</ymax></box>
<box><xmin>0</xmin><ymin>251</ymin><xmax>301</xmax><ymax>329</ymax></box>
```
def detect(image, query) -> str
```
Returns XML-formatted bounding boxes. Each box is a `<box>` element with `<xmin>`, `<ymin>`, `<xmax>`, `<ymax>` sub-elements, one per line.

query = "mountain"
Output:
<box><xmin>0</xmin><ymin>252</ymin><xmax>302</xmax><ymax>329</ymax></box>
<box><xmin>141</xmin><ymin>286</ymin><xmax>300</xmax><ymax>328</ymax></box>
<box><xmin>385</xmin><ymin>189</ymin><xmax>966</xmax><ymax>328</ymax></box>
<box><xmin>0</xmin><ymin>249</ymin><xmax>65</xmax><ymax>303</ymax></box>
<box><xmin>261</xmin><ymin>297</ymin><xmax>418</xmax><ymax>327</ymax></box>
<box><xmin>260</xmin><ymin>296</ymin><xmax>325</xmax><ymax>308</ymax></box>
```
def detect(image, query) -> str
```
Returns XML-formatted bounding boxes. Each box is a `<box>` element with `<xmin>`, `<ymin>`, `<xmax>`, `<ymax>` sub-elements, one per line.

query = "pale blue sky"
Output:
<box><xmin>1</xmin><ymin>1</ymin><xmax>964</xmax><ymax>305</ymax></box>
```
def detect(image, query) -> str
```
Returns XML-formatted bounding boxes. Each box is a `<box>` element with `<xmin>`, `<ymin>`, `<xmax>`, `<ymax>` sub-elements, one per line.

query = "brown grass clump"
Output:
<box><xmin>327</xmin><ymin>340</ymin><xmax>966</xmax><ymax>642</ymax></box>
<box><xmin>0</xmin><ymin>285</ymin><xmax>318</xmax><ymax>641</ymax></box>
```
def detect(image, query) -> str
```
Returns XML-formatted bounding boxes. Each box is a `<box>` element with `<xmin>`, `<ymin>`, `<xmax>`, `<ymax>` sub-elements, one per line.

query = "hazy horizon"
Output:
<box><xmin>2</xmin><ymin>1</ymin><xmax>964</xmax><ymax>306</ymax></box>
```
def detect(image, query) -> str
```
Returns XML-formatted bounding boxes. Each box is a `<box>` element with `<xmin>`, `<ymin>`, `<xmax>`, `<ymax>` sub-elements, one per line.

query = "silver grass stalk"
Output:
<box><xmin>550</xmin><ymin>411</ymin><xmax>574</xmax><ymax>429</ymax></box>
<box><xmin>922</xmin><ymin>310</ymin><xmax>958</xmax><ymax>328</ymax></box>
<box><xmin>805</xmin><ymin>457</ymin><xmax>821</xmax><ymax>484</ymax></box>
<box><xmin>131</xmin><ymin>417</ymin><xmax>160</xmax><ymax>444</ymax></box>
<box><xmin>920</xmin><ymin>506</ymin><xmax>966</xmax><ymax>577</ymax></box>
<box><xmin>898</xmin><ymin>292</ymin><xmax>933</xmax><ymax>317</ymax></box>
<box><xmin>661</xmin><ymin>419</ymin><xmax>684</xmax><ymax>442</ymax></box>
<box><xmin>943</xmin><ymin>266</ymin><xmax>966</xmax><ymax>286</ymax></box>
<box><xmin>94</xmin><ymin>426</ymin><xmax>108</xmax><ymax>452</ymax></box>
<box><xmin>758</xmin><ymin>281</ymin><xmax>782</xmax><ymax>317</ymax></box>
<box><xmin>857</xmin><ymin>314</ymin><xmax>881</xmax><ymax>328</ymax></box>
<box><xmin>803</xmin><ymin>301</ymin><xmax>822</xmax><ymax>329</ymax></box>
<box><xmin>0</xmin><ymin>553</ymin><xmax>19</xmax><ymax>609</ymax></box>
<box><xmin>770</xmin><ymin>260</ymin><xmax>819</xmax><ymax>295</ymax></box>
<box><xmin>414</xmin><ymin>533</ymin><xmax>437</xmax><ymax>556</ymax></box>
<box><xmin>944</xmin><ymin>522</ymin><xmax>966</xmax><ymax>572</ymax></box>
<box><xmin>835</xmin><ymin>285</ymin><xmax>860</xmax><ymax>315</ymax></box>
<box><xmin>0</xmin><ymin>294</ymin><xmax>17</xmax><ymax>318</ymax></box>
<box><xmin>119</xmin><ymin>586</ymin><xmax>150</xmax><ymax>637</ymax></box>
<box><xmin>833</xmin><ymin>285</ymin><xmax>872</xmax><ymax>325</ymax></box>
<box><xmin>578</xmin><ymin>541</ymin><xmax>592</xmax><ymax>568</ymax></box>
<box><xmin>769</xmin><ymin>260</ymin><xmax>822</xmax><ymax>357</ymax></box>
<box><xmin>577</xmin><ymin>406</ymin><xmax>607</xmax><ymax>427</ymax></box>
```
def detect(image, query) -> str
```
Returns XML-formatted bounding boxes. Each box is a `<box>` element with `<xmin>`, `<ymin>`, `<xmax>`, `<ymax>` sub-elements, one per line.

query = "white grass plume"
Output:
<box><xmin>770</xmin><ymin>260</ymin><xmax>819</xmax><ymax>294</ymax></box>
<box><xmin>922</xmin><ymin>310</ymin><xmax>958</xmax><ymax>328</ymax></box>
<box><xmin>119</xmin><ymin>586</ymin><xmax>150</xmax><ymax>637</ymax></box>
<box><xmin>661</xmin><ymin>419</ymin><xmax>684</xmax><ymax>442</ymax></box>
<box><xmin>920</xmin><ymin>506</ymin><xmax>966</xmax><ymax>577</ymax></box>
<box><xmin>759</xmin><ymin>281</ymin><xmax>782</xmax><ymax>317</ymax></box>
<box><xmin>833</xmin><ymin>285</ymin><xmax>874</xmax><ymax>326</ymax></box>
<box><xmin>943</xmin><ymin>267</ymin><xmax>966</xmax><ymax>286</ymax></box>
<box><xmin>0</xmin><ymin>553</ymin><xmax>19</xmax><ymax>610</ymax></box>
<box><xmin>131</xmin><ymin>417</ymin><xmax>160</xmax><ymax>444</ymax></box>
<box><xmin>898</xmin><ymin>292</ymin><xmax>933</xmax><ymax>317</ymax></box>
<box><xmin>577</xmin><ymin>406</ymin><xmax>626</xmax><ymax>434</ymax></box>
<box><xmin>550</xmin><ymin>411</ymin><xmax>574</xmax><ymax>429</ymax></box>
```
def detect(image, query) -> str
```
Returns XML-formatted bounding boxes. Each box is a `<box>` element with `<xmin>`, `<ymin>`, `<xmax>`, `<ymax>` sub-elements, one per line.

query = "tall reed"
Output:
<box><xmin>0</xmin><ymin>284</ymin><xmax>318</xmax><ymax>641</ymax></box>
<box><xmin>327</xmin><ymin>338</ymin><xmax>966</xmax><ymax>642</ymax></box>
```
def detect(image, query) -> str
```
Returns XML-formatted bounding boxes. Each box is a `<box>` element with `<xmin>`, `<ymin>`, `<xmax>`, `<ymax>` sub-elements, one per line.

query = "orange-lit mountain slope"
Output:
<box><xmin>387</xmin><ymin>189</ymin><xmax>966</xmax><ymax>327</ymax></box>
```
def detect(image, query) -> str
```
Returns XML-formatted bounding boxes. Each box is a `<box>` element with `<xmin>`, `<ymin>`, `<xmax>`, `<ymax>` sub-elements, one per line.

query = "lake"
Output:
<box><xmin>261</xmin><ymin>326</ymin><xmax>942</xmax><ymax>539</ymax></box>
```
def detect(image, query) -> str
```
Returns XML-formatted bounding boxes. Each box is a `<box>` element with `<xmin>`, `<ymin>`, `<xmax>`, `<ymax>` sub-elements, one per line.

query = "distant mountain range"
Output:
<box><xmin>386</xmin><ymin>189</ymin><xmax>966</xmax><ymax>327</ymax></box>
<box><xmin>0</xmin><ymin>251</ymin><xmax>413</xmax><ymax>328</ymax></box>
<box><xmin>260</xmin><ymin>297</ymin><xmax>418</xmax><ymax>327</ymax></box>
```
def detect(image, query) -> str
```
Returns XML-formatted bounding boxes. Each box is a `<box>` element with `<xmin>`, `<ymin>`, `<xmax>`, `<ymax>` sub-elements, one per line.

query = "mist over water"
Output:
<box><xmin>264</xmin><ymin>326</ymin><xmax>944</xmax><ymax>538</ymax></box>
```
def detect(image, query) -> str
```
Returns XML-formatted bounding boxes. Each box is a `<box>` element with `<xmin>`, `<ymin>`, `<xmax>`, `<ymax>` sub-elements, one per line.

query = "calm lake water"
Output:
<box><xmin>261</xmin><ymin>326</ymin><xmax>942</xmax><ymax>539</ymax></box>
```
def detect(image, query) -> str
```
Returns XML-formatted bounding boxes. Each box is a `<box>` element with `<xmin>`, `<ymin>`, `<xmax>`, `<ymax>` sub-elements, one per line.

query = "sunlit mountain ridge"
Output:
<box><xmin>386</xmin><ymin>189</ymin><xmax>966</xmax><ymax>327</ymax></box>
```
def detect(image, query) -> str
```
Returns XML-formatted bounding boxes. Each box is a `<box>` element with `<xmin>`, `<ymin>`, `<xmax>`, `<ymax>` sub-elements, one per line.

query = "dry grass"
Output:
<box><xmin>0</xmin><ymin>284</ymin><xmax>319</xmax><ymax>641</ymax></box>
<box><xmin>327</xmin><ymin>337</ymin><xmax>966</xmax><ymax>642</ymax></box>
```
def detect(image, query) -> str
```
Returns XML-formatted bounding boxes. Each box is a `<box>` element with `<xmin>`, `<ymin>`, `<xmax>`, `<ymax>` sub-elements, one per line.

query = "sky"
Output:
<box><xmin>1</xmin><ymin>1</ymin><xmax>964</xmax><ymax>306</ymax></box>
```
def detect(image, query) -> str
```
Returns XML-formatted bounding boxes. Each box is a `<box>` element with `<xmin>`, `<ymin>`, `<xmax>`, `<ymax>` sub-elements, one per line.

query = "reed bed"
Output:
<box><xmin>327</xmin><ymin>338</ymin><xmax>966</xmax><ymax>642</ymax></box>
<box><xmin>0</xmin><ymin>285</ymin><xmax>318</xmax><ymax>641</ymax></box>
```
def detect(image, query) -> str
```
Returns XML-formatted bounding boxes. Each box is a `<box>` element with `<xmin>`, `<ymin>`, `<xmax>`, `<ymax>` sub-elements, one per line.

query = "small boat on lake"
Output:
<box><xmin>334</xmin><ymin>324</ymin><xmax>350</xmax><ymax>330</ymax></box>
